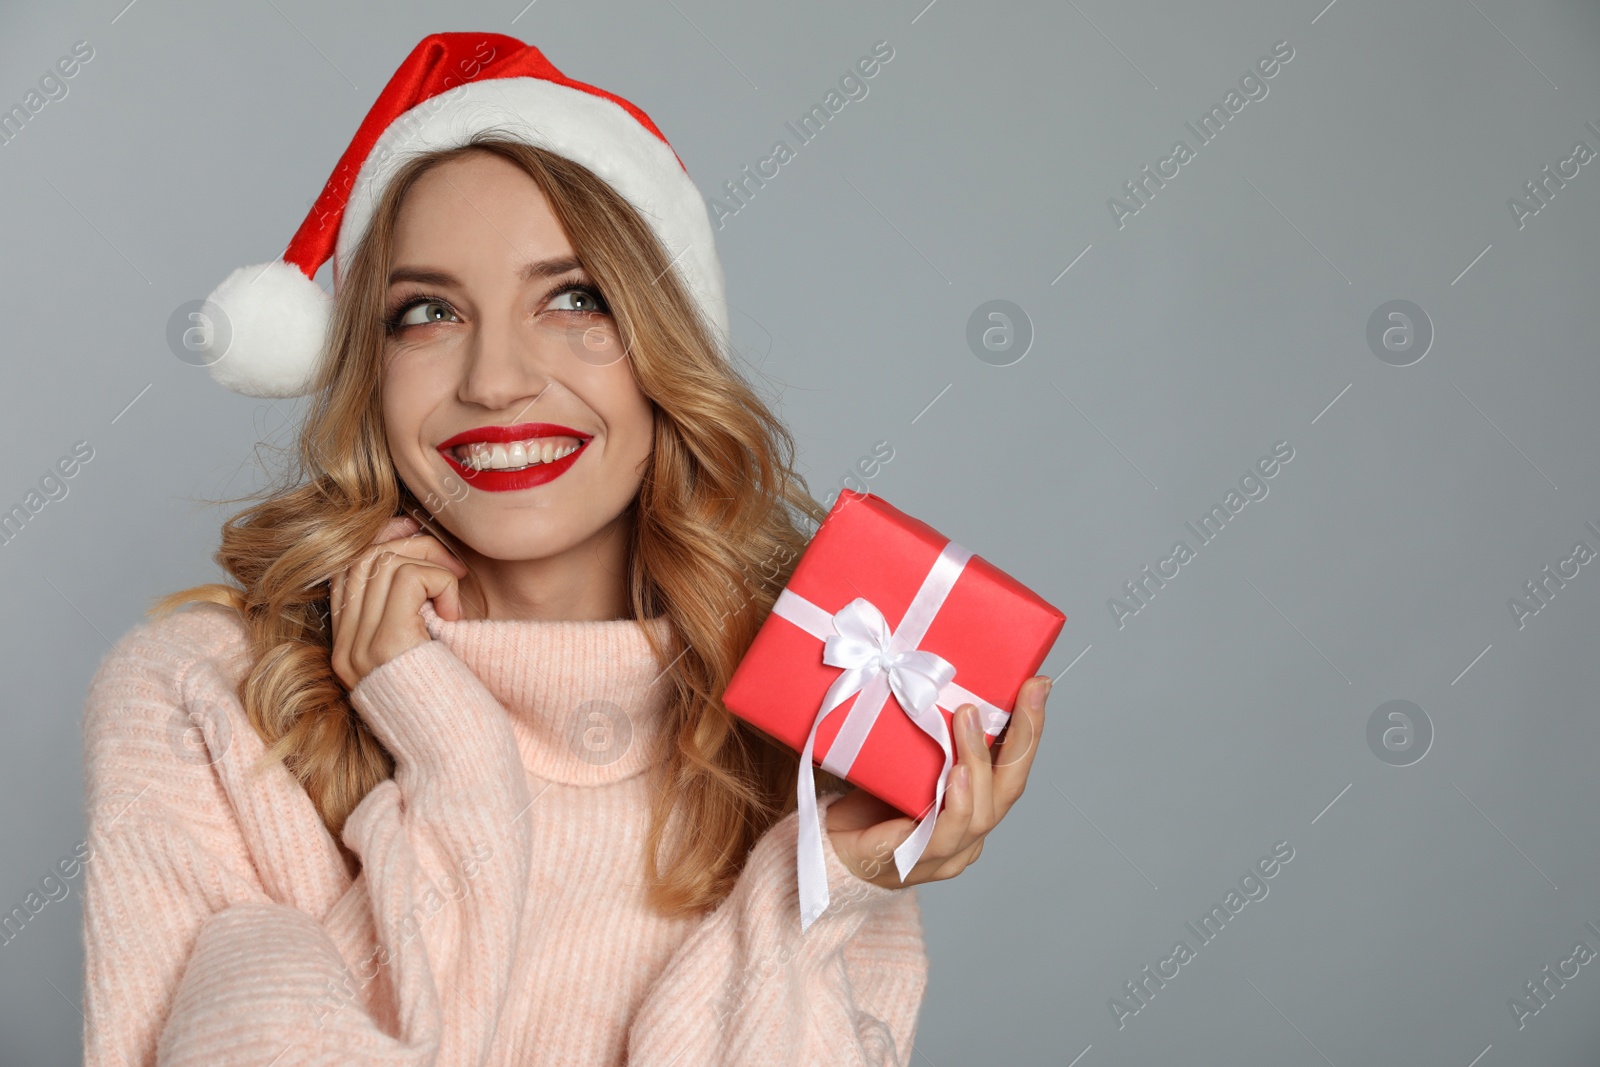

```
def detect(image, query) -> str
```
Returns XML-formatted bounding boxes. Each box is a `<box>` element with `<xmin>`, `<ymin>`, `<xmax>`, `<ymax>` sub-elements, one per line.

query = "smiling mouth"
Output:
<box><xmin>448</xmin><ymin>435</ymin><xmax>586</xmax><ymax>472</ymax></box>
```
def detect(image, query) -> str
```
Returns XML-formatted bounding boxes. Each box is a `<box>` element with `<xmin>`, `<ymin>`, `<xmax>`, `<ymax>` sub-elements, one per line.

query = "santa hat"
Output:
<box><xmin>197</xmin><ymin>32</ymin><xmax>727</xmax><ymax>398</ymax></box>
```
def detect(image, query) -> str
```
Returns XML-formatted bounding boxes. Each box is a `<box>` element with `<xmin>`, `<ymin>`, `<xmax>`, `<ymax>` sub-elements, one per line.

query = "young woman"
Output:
<box><xmin>79</xmin><ymin>34</ymin><xmax>1051</xmax><ymax>1066</ymax></box>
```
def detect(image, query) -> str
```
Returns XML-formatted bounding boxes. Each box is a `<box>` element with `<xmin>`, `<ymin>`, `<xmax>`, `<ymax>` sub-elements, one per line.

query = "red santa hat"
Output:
<box><xmin>198</xmin><ymin>32</ymin><xmax>727</xmax><ymax>398</ymax></box>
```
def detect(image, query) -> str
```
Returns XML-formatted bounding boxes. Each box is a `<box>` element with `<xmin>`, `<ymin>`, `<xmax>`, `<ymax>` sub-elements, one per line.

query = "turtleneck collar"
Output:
<box><xmin>417</xmin><ymin>598</ymin><xmax>677</xmax><ymax>786</ymax></box>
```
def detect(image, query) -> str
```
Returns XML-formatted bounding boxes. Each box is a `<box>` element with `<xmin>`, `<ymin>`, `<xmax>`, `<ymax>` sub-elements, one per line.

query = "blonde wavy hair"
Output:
<box><xmin>154</xmin><ymin>134</ymin><xmax>847</xmax><ymax>914</ymax></box>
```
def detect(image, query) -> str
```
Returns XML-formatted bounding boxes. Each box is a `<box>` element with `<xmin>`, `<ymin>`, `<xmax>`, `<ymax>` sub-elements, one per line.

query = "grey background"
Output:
<box><xmin>3</xmin><ymin>0</ymin><xmax>1598</xmax><ymax>1063</ymax></box>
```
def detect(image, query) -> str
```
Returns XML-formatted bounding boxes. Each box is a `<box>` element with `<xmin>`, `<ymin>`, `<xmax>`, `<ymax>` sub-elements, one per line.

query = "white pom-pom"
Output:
<box><xmin>198</xmin><ymin>259</ymin><xmax>333</xmax><ymax>398</ymax></box>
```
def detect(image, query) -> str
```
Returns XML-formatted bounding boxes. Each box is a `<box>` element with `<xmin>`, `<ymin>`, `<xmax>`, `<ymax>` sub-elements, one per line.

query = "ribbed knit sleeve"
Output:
<box><xmin>81</xmin><ymin>616</ymin><xmax>534</xmax><ymax>1067</ymax></box>
<box><xmin>627</xmin><ymin>792</ymin><xmax>928</xmax><ymax>1065</ymax></box>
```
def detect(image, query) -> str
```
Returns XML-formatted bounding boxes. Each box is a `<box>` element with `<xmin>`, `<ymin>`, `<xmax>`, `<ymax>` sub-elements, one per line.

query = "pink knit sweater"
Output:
<box><xmin>79</xmin><ymin>597</ymin><xmax>927</xmax><ymax>1065</ymax></box>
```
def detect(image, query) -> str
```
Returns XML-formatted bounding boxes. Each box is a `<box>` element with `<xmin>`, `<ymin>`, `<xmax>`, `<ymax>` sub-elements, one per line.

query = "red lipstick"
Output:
<box><xmin>435</xmin><ymin>422</ymin><xmax>592</xmax><ymax>493</ymax></box>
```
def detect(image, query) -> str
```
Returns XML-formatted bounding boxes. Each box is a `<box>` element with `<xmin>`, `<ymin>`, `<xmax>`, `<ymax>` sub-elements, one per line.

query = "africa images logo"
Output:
<box><xmin>1107</xmin><ymin>841</ymin><xmax>1296</xmax><ymax>1029</ymax></box>
<box><xmin>1107</xmin><ymin>40</ymin><xmax>1295</xmax><ymax>230</ymax></box>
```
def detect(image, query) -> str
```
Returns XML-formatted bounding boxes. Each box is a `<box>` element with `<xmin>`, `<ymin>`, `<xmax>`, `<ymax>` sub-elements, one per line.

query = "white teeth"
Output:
<box><xmin>457</xmin><ymin>436</ymin><xmax>583</xmax><ymax>472</ymax></box>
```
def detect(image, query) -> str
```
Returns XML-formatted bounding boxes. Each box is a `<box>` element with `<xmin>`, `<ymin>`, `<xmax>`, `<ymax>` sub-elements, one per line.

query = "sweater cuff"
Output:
<box><xmin>348</xmin><ymin>639</ymin><xmax>516</xmax><ymax>780</ymax></box>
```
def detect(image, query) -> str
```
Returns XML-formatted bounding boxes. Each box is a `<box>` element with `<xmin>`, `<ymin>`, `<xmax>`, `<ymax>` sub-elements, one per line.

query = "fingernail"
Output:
<box><xmin>1031</xmin><ymin>677</ymin><xmax>1052</xmax><ymax>711</ymax></box>
<box><xmin>963</xmin><ymin>704</ymin><xmax>982</xmax><ymax>740</ymax></box>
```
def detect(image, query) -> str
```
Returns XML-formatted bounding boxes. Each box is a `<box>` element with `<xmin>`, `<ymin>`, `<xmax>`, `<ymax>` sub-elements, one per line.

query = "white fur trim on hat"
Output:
<box><xmin>200</xmin><ymin>259</ymin><xmax>333</xmax><ymax>398</ymax></box>
<box><xmin>333</xmin><ymin>77</ymin><xmax>729</xmax><ymax>347</ymax></box>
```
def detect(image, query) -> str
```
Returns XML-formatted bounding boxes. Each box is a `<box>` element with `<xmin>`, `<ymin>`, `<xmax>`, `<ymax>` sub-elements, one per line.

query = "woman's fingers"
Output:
<box><xmin>359</xmin><ymin>535</ymin><xmax>467</xmax><ymax>629</ymax></box>
<box><xmin>833</xmin><ymin>683</ymin><xmax>1053</xmax><ymax>891</ymax></box>
<box><xmin>387</xmin><ymin>560</ymin><xmax>460</xmax><ymax>621</ymax></box>
<box><xmin>331</xmin><ymin>550</ymin><xmax>391</xmax><ymax>689</ymax></box>
<box><xmin>921</xmin><ymin>703</ymin><xmax>992</xmax><ymax>857</ymax></box>
<box><xmin>431</xmin><ymin>568</ymin><xmax>463</xmax><ymax>621</ymax></box>
<box><xmin>957</xmin><ymin>703</ymin><xmax>997</xmax><ymax>836</ymax></box>
<box><xmin>368</xmin><ymin>561</ymin><xmax>459</xmax><ymax>666</ymax></box>
<box><xmin>349</xmin><ymin>557</ymin><xmax>458</xmax><ymax>680</ymax></box>
<box><xmin>360</xmin><ymin>532</ymin><xmax>468</xmax><ymax>583</ymax></box>
<box><xmin>918</xmin><ymin>757</ymin><xmax>977</xmax><ymax>868</ymax></box>
<box><xmin>897</xmin><ymin>689</ymin><xmax>1047</xmax><ymax>886</ymax></box>
<box><xmin>906</xmin><ymin>705</ymin><xmax>994</xmax><ymax>877</ymax></box>
<box><xmin>337</xmin><ymin>532</ymin><xmax>467</xmax><ymax>608</ymax></box>
<box><xmin>931</xmin><ymin>838</ymin><xmax>983</xmax><ymax>881</ymax></box>
<box><xmin>352</xmin><ymin>549</ymin><xmax>403</xmax><ymax>674</ymax></box>
<box><xmin>373</xmin><ymin>515</ymin><xmax>422</xmax><ymax>545</ymax></box>
<box><xmin>326</xmin><ymin>530</ymin><xmax>468</xmax><ymax>689</ymax></box>
<box><xmin>400</xmin><ymin>532</ymin><xmax>470</xmax><ymax>578</ymax></box>
<box><xmin>990</xmin><ymin>677</ymin><xmax>1050</xmax><ymax>823</ymax></box>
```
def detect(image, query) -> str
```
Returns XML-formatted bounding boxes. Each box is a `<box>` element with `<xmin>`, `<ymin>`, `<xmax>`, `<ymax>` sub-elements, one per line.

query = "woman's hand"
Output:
<box><xmin>824</xmin><ymin>675</ymin><xmax>1051</xmax><ymax>888</ymax></box>
<box><xmin>328</xmin><ymin>516</ymin><xmax>470</xmax><ymax>691</ymax></box>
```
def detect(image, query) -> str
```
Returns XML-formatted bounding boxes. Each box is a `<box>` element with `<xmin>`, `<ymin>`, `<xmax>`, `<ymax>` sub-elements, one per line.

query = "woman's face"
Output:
<box><xmin>379</xmin><ymin>150</ymin><xmax>653</xmax><ymax>565</ymax></box>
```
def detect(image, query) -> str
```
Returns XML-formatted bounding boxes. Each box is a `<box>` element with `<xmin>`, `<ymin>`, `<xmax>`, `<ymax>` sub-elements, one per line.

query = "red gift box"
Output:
<box><xmin>724</xmin><ymin>489</ymin><xmax>1067</xmax><ymax>822</ymax></box>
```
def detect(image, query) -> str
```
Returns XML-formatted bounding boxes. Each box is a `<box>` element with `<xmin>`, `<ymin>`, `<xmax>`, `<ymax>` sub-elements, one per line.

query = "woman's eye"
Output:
<box><xmin>548</xmin><ymin>286</ymin><xmax>608</xmax><ymax>314</ymax></box>
<box><xmin>396</xmin><ymin>300</ymin><xmax>458</xmax><ymax>327</ymax></box>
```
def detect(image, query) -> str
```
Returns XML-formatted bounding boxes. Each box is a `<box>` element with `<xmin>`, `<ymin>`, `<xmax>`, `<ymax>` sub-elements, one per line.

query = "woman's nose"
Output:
<box><xmin>456</xmin><ymin>312</ymin><xmax>555</xmax><ymax>411</ymax></box>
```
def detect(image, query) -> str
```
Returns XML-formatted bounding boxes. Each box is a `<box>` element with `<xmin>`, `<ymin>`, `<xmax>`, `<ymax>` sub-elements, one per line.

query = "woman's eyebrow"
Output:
<box><xmin>386</xmin><ymin>256</ymin><xmax>586</xmax><ymax>288</ymax></box>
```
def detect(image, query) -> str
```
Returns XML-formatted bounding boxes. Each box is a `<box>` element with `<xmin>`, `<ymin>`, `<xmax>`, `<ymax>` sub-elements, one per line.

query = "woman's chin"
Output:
<box><xmin>444</xmin><ymin>522</ymin><xmax>571</xmax><ymax>565</ymax></box>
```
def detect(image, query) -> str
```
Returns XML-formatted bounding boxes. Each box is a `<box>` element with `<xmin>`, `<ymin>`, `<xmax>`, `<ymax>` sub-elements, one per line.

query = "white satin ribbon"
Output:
<box><xmin>774</xmin><ymin>540</ymin><xmax>1010</xmax><ymax>931</ymax></box>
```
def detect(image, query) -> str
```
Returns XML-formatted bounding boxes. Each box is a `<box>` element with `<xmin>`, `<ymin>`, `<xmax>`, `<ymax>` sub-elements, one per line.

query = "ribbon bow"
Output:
<box><xmin>822</xmin><ymin>599</ymin><xmax>958</xmax><ymax>723</ymax></box>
